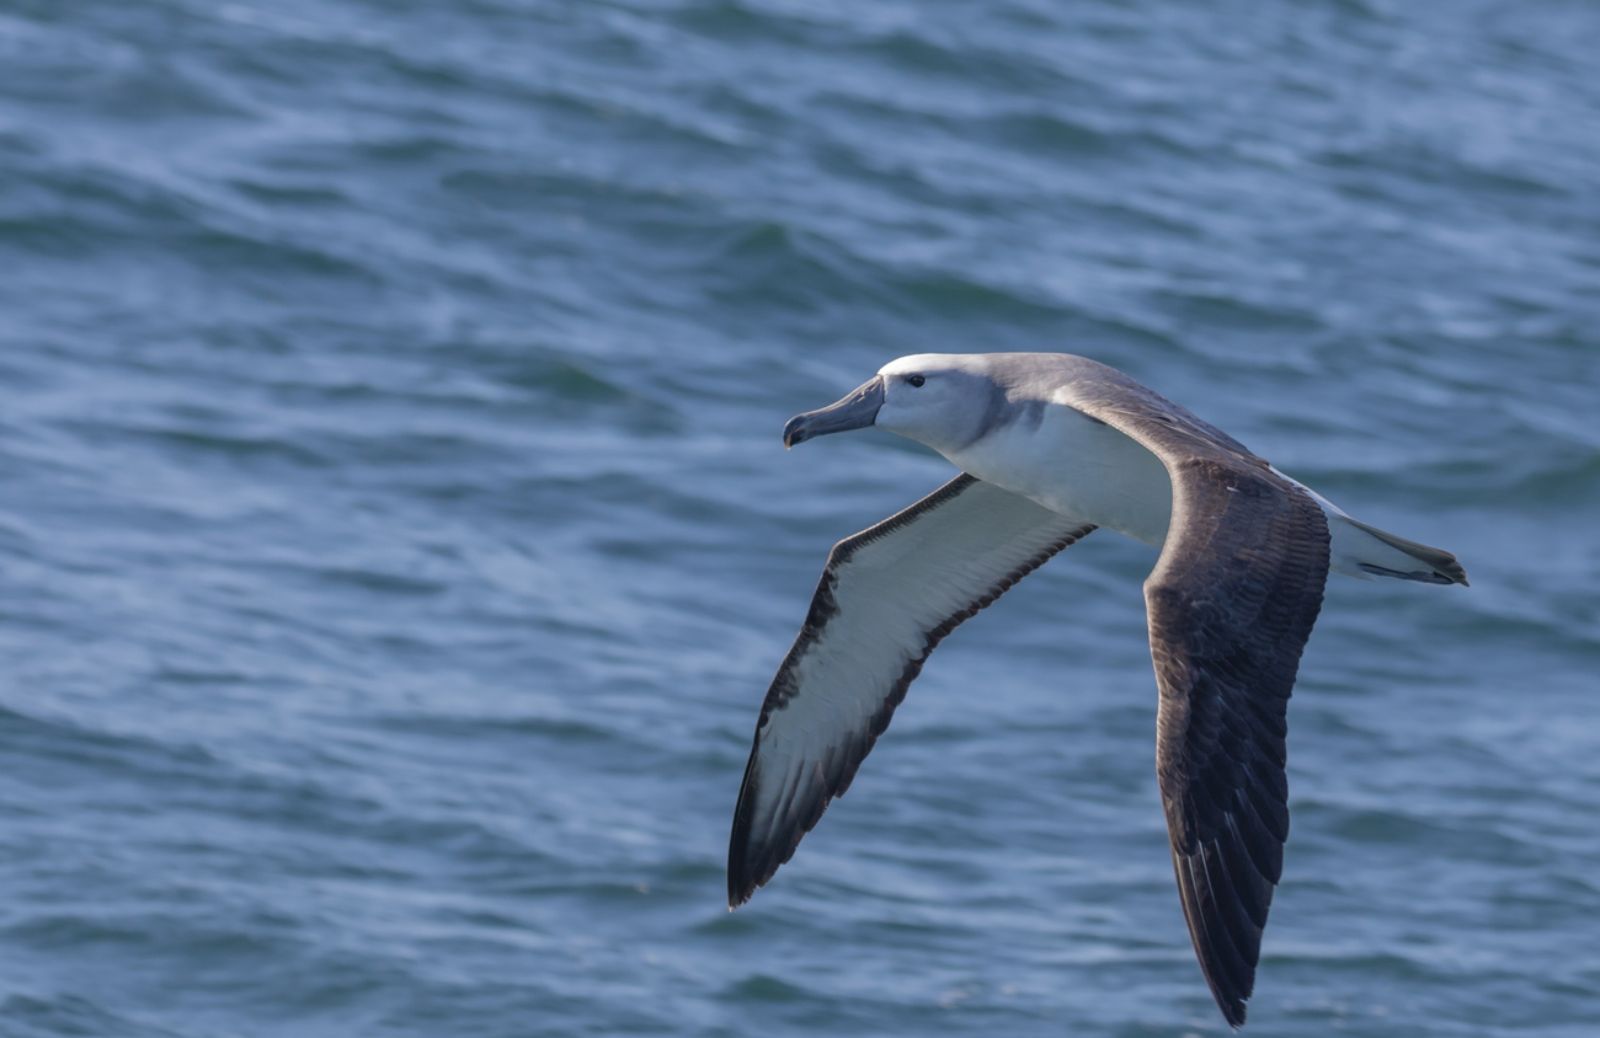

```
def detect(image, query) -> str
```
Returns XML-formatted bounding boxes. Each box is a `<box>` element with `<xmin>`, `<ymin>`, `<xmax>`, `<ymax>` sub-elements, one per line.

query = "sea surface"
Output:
<box><xmin>1</xmin><ymin>1</ymin><xmax>1597</xmax><ymax>1035</ymax></box>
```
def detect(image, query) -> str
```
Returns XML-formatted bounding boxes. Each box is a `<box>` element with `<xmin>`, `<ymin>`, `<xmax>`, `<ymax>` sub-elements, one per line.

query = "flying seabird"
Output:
<box><xmin>728</xmin><ymin>352</ymin><xmax>1466</xmax><ymax>1028</ymax></box>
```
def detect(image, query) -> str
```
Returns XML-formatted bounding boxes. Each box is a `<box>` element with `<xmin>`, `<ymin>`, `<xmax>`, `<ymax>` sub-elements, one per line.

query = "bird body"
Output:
<box><xmin>878</xmin><ymin>354</ymin><xmax>1461</xmax><ymax>582</ymax></box>
<box><xmin>947</xmin><ymin>380</ymin><xmax>1173</xmax><ymax>546</ymax></box>
<box><xmin>733</xmin><ymin>352</ymin><xmax>1466</xmax><ymax>1027</ymax></box>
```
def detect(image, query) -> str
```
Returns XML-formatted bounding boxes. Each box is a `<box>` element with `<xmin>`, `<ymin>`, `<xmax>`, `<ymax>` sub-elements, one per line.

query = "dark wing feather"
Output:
<box><xmin>729</xmin><ymin>475</ymin><xmax>1095</xmax><ymax>907</ymax></box>
<box><xmin>1063</xmin><ymin>373</ymin><xmax>1330</xmax><ymax>1028</ymax></box>
<box><xmin>1145</xmin><ymin>459</ymin><xmax>1329</xmax><ymax>1026</ymax></box>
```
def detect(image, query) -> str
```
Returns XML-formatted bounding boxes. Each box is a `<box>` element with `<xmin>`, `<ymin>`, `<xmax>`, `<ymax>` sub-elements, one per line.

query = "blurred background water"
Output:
<box><xmin>1</xmin><ymin>1</ymin><xmax>1597</xmax><ymax>1035</ymax></box>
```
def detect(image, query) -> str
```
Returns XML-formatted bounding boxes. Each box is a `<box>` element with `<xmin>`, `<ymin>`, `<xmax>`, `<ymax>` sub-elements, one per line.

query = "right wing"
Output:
<box><xmin>729</xmin><ymin>474</ymin><xmax>1095</xmax><ymax>907</ymax></box>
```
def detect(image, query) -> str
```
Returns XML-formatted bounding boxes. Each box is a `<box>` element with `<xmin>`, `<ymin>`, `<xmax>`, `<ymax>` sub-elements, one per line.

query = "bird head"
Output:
<box><xmin>783</xmin><ymin>355</ymin><xmax>997</xmax><ymax>454</ymax></box>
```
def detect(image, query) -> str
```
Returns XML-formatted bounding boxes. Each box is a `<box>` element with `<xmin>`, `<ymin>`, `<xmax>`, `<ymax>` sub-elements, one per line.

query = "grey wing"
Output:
<box><xmin>1061</xmin><ymin>379</ymin><xmax>1330</xmax><ymax>1027</ymax></box>
<box><xmin>729</xmin><ymin>475</ymin><xmax>1095</xmax><ymax>907</ymax></box>
<box><xmin>1145</xmin><ymin>459</ymin><xmax>1329</xmax><ymax>1026</ymax></box>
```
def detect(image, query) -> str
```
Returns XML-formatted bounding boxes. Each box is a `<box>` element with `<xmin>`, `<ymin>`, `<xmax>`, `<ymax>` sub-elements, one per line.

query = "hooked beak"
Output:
<box><xmin>783</xmin><ymin>375</ymin><xmax>885</xmax><ymax>448</ymax></box>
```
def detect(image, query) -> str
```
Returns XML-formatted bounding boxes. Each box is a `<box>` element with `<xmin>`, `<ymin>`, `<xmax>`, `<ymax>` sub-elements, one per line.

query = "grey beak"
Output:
<box><xmin>783</xmin><ymin>375</ymin><xmax>885</xmax><ymax>448</ymax></box>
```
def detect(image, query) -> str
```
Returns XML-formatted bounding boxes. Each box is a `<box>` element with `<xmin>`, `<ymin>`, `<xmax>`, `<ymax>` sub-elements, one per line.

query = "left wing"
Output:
<box><xmin>729</xmin><ymin>474</ymin><xmax>1095</xmax><ymax>907</ymax></box>
<box><xmin>1061</xmin><ymin>366</ymin><xmax>1330</xmax><ymax>1028</ymax></box>
<box><xmin>1143</xmin><ymin>457</ymin><xmax>1329</xmax><ymax>1026</ymax></box>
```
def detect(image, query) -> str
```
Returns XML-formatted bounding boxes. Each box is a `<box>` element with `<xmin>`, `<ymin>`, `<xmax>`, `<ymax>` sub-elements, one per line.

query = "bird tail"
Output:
<box><xmin>1331</xmin><ymin>515</ymin><xmax>1469</xmax><ymax>586</ymax></box>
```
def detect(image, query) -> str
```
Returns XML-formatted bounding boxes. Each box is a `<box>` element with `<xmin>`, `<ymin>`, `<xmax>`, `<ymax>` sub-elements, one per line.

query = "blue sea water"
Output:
<box><xmin>1</xmin><ymin>1</ymin><xmax>1598</xmax><ymax>1035</ymax></box>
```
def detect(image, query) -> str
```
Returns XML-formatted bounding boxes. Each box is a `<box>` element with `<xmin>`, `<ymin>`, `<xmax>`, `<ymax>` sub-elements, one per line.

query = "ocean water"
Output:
<box><xmin>1</xmin><ymin>1</ymin><xmax>1597</xmax><ymax>1035</ymax></box>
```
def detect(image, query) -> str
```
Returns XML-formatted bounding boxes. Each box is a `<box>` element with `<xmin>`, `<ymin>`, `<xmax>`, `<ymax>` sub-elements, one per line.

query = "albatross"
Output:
<box><xmin>728</xmin><ymin>352</ymin><xmax>1466</xmax><ymax>1028</ymax></box>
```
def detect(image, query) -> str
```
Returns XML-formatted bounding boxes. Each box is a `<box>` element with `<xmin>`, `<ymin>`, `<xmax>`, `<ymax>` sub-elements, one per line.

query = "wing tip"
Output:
<box><xmin>1201</xmin><ymin>959</ymin><xmax>1253</xmax><ymax>1029</ymax></box>
<box><xmin>727</xmin><ymin>844</ymin><xmax>776</xmax><ymax>910</ymax></box>
<box><xmin>1196</xmin><ymin>953</ymin><xmax>1255</xmax><ymax>1029</ymax></box>
<box><xmin>727</xmin><ymin>822</ymin><xmax>782</xmax><ymax>906</ymax></box>
<box><xmin>726</xmin><ymin>757</ymin><xmax>814</xmax><ymax>911</ymax></box>
<box><xmin>727</xmin><ymin>844</ymin><xmax>754</xmax><ymax>908</ymax></box>
<box><xmin>727</xmin><ymin>755</ymin><xmax>767</xmax><ymax>910</ymax></box>
<box><xmin>1172</xmin><ymin>845</ymin><xmax>1265</xmax><ymax>1031</ymax></box>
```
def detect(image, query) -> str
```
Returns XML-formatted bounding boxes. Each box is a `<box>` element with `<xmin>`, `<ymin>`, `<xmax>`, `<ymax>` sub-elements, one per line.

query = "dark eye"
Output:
<box><xmin>907</xmin><ymin>374</ymin><xmax>926</xmax><ymax>388</ymax></box>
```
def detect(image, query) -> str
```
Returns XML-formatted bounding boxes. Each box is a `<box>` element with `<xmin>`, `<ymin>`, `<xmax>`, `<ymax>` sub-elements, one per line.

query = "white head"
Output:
<box><xmin>783</xmin><ymin>354</ymin><xmax>1003</xmax><ymax>454</ymax></box>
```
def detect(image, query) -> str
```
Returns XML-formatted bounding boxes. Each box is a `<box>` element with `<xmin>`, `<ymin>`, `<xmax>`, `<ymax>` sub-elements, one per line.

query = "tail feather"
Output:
<box><xmin>1274</xmin><ymin>467</ymin><xmax>1469</xmax><ymax>587</ymax></box>
<box><xmin>1342</xmin><ymin>517</ymin><xmax>1469</xmax><ymax>586</ymax></box>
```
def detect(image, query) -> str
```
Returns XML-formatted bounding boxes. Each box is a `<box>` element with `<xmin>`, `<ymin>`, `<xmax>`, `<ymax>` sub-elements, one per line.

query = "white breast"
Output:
<box><xmin>942</xmin><ymin>400</ymin><xmax>1174</xmax><ymax>548</ymax></box>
